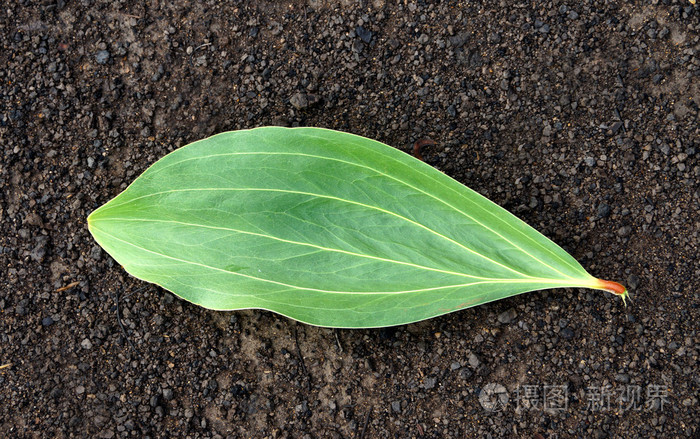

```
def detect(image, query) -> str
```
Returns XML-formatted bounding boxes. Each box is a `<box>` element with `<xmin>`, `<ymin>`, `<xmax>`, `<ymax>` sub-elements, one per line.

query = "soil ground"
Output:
<box><xmin>1</xmin><ymin>1</ymin><xmax>698</xmax><ymax>438</ymax></box>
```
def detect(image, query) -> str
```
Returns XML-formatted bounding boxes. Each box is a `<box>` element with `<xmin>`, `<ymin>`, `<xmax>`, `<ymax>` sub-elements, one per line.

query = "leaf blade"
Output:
<box><xmin>88</xmin><ymin>127</ymin><xmax>624</xmax><ymax>327</ymax></box>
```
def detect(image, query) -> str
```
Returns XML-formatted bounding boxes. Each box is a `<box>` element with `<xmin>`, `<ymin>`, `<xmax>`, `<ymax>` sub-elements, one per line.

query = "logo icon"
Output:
<box><xmin>479</xmin><ymin>383</ymin><xmax>509</xmax><ymax>412</ymax></box>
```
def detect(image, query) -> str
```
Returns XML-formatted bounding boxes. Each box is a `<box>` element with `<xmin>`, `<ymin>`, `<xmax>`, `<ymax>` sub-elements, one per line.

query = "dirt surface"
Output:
<box><xmin>1</xmin><ymin>1</ymin><xmax>698</xmax><ymax>438</ymax></box>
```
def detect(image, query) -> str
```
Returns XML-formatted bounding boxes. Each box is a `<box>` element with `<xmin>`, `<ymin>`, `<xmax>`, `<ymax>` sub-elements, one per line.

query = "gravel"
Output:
<box><xmin>498</xmin><ymin>308</ymin><xmax>517</xmax><ymax>324</ymax></box>
<box><xmin>95</xmin><ymin>50</ymin><xmax>110</xmax><ymax>65</ymax></box>
<box><xmin>1</xmin><ymin>1</ymin><xmax>697</xmax><ymax>438</ymax></box>
<box><xmin>355</xmin><ymin>25</ymin><xmax>373</xmax><ymax>43</ymax></box>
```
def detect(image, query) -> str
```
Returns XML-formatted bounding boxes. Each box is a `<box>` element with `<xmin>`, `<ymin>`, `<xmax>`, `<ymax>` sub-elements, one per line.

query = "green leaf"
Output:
<box><xmin>88</xmin><ymin>127</ymin><xmax>627</xmax><ymax>328</ymax></box>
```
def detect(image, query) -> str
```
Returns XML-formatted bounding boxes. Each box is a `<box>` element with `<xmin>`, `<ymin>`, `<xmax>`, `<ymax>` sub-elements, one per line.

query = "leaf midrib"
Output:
<box><xmin>92</xmin><ymin>186</ymin><xmax>535</xmax><ymax>279</ymax></box>
<box><xmin>90</xmin><ymin>223</ymin><xmax>596</xmax><ymax>295</ymax></box>
<box><xmin>90</xmin><ymin>217</ymin><xmax>500</xmax><ymax>281</ymax></box>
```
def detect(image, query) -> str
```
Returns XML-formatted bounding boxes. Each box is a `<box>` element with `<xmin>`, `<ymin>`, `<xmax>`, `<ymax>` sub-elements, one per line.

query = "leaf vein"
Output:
<box><xmin>95</xmin><ymin>187</ymin><xmax>535</xmax><ymax>279</ymax></box>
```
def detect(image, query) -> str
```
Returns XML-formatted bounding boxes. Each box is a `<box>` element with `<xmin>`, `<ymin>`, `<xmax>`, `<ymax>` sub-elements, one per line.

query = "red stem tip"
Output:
<box><xmin>597</xmin><ymin>279</ymin><xmax>627</xmax><ymax>296</ymax></box>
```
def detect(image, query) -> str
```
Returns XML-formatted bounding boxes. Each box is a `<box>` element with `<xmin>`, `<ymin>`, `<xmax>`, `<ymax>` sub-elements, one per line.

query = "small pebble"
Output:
<box><xmin>468</xmin><ymin>352</ymin><xmax>480</xmax><ymax>368</ymax></box>
<box><xmin>355</xmin><ymin>26</ymin><xmax>373</xmax><ymax>43</ymax></box>
<box><xmin>447</xmin><ymin>105</ymin><xmax>456</xmax><ymax>117</ymax></box>
<box><xmin>95</xmin><ymin>50</ymin><xmax>110</xmax><ymax>64</ymax></box>
<box><xmin>561</xmin><ymin>328</ymin><xmax>574</xmax><ymax>340</ymax></box>
<box><xmin>615</xmin><ymin>373</ymin><xmax>630</xmax><ymax>383</ymax></box>
<box><xmin>617</xmin><ymin>226</ymin><xmax>632</xmax><ymax>237</ymax></box>
<box><xmin>290</xmin><ymin>93</ymin><xmax>309</xmax><ymax>110</ymax></box>
<box><xmin>627</xmin><ymin>275</ymin><xmax>640</xmax><ymax>289</ymax></box>
<box><xmin>498</xmin><ymin>308</ymin><xmax>517</xmax><ymax>324</ymax></box>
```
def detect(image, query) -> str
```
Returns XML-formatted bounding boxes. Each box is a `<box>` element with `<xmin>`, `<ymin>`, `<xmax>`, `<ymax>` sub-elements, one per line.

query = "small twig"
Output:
<box><xmin>189</xmin><ymin>42</ymin><xmax>212</xmax><ymax>67</ymax></box>
<box><xmin>293</xmin><ymin>324</ymin><xmax>311</xmax><ymax>389</ymax></box>
<box><xmin>193</xmin><ymin>42</ymin><xmax>212</xmax><ymax>52</ymax></box>
<box><xmin>334</xmin><ymin>329</ymin><xmax>343</xmax><ymax>353</ymax></box>
<box><xmin>120</xmin><ymin>285</ymin><xmax>147</xmax><ymax>302</ymax></box>
<box><xmin>0</xmin><ymin>363</ymin><xmax>12</xmax><ymax>370</ymax></box>
<box><xmin>55</xmin><ymin>281</ymin><xmax>80</xmax><ymax>293</ymax></box>
<box><xmin>114</xmin><ymin>288</ymin><xmax>138</xmax><ymax>355</ymax></box>
<box><xmin>412</xmin><ymin>138</ymin><xmax>436</xmax><ymax>162</ymax></box>
<box><xmin>357</xmin><ymin>405</ymin><xmax>372</xmax><ymax>439</ymax></box>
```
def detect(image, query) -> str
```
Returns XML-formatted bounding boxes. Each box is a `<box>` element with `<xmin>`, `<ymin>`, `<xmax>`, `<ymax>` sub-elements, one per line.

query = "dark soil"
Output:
<box><xmin>1</xmin><ymin>1</ymin><xmax>698</xmax><ymax>438</ymax></box>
